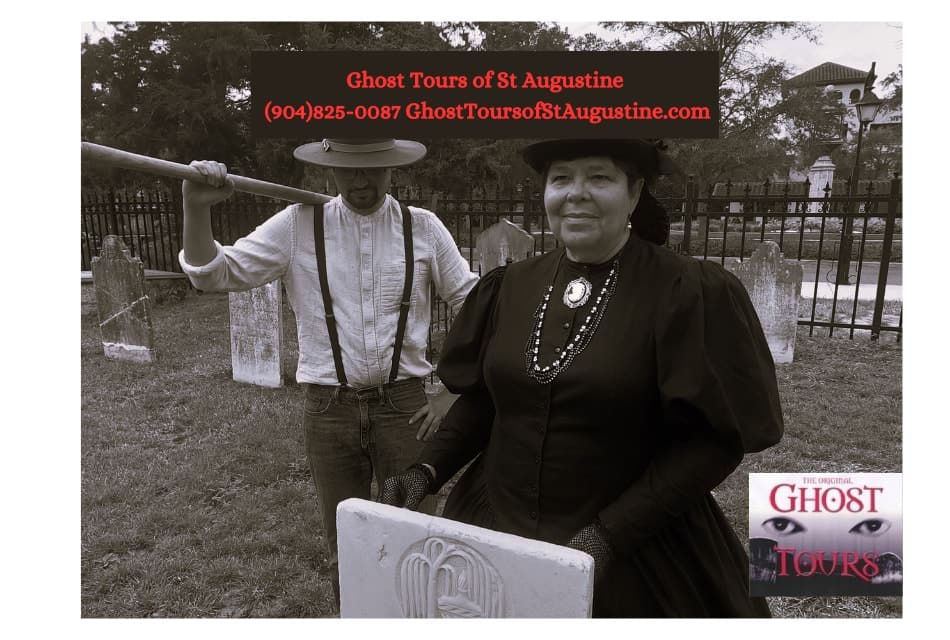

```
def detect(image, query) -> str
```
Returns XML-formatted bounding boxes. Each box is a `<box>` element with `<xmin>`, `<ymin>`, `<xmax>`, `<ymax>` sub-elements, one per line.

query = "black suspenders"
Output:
<box><xmin>313</xmin><ymin>201</ymin><xmax>414</xmax><ymax>388</ymax></box>
<box><xmin>389</xmin><ymin>202</ymin><xmax>414</xmax><ymax>384</ymax></box>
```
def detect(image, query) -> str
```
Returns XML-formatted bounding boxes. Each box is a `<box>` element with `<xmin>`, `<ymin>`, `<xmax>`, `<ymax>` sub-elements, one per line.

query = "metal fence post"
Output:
<box><xmin>871</xmin><ymin>173</ymin><xmax>901</xmax><ymax>341</ymax></box>
<box><xmin>682</xmin><ymin>175</ymin><xmax>696</xmax><ymax>255</ymax></box>
<box><xmin>522</xmin><ymin>178</ymin><xmax>533</xmax><ymax>232</ymax></box>
<box><xmin>170</xmin><ymin>182</ymin><xmax>185</xmax><ymax>273</ymax></box>
<box><xmin>107</xmin><ymin>188</ymin><xmax>119</xmax><ymax>237</ymax></box>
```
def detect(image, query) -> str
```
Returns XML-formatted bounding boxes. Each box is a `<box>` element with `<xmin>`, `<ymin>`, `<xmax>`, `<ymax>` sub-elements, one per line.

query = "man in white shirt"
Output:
<box><xmin>178</xmin><ymin>138</ymin><xmax>478</xmax><ymax>609</ymax></box>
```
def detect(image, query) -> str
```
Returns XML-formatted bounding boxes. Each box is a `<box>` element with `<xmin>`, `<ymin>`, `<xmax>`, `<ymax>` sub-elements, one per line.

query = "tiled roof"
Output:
<box><xmin>787</xmin><ymin>62</ymin><xmax>869</xmax><ymax>87</ymax></box>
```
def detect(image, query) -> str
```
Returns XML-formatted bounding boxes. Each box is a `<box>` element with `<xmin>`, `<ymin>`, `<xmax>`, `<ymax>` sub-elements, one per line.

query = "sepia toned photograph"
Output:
<box><xmin>80</xmin><ymin>20</ymin><xmax>902</xmax><ymax>620</ymax></box>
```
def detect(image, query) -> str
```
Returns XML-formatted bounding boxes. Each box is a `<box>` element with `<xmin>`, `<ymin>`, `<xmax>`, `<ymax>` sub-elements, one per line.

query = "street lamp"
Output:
<box><xmin>835</xmin><ymin>88</ymin><xmax>884</xmax><ymax>285</ymax></box>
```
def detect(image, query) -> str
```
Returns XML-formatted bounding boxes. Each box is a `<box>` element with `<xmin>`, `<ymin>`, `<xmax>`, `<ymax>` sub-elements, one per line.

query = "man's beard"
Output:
<box><xmin>347</xmin><ymin>187</ymin><xmax>379</xmax><ymax>205</ymax></box>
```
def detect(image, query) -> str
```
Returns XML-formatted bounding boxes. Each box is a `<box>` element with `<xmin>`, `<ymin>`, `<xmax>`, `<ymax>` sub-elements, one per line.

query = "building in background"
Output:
<box><xmin>786</xmin><ymin>61</ymin><xmax>902</xmax><ymax>137</ymax></box>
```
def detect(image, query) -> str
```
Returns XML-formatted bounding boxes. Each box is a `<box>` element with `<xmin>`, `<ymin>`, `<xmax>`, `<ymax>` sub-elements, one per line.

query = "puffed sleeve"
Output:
<box><xmin>419</xmin><ymin>266</ymin><xmax>506</xmax><ymax>489</ymax></box>
<box><xmin>598</xmin><ymin>259</ymin><xmax>784</xmax><ymax>547</ymax></box>
<box><xmin>658</xmin><ymin>259</ymin><xmax>784</xmax><ymax>453</ymax></box>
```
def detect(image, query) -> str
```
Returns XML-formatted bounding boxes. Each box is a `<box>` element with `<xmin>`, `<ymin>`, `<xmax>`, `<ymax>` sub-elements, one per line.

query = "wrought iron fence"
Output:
<box><xmin>81</xmin><ymin>187</ymin><xmax>183</xmax><ymax>274</ymax></box>
<box><xmin>82</xmin><ymin>174</ymin><xmax>902</xmax><ymax>341</ymax></box>
<box><xmin>669</xmin><ymin>174</ymin><xmax>902</xmax><ymax>341</ymax></box>
<box><xmin>81</xmin><ymin>184</ymin><xmax>286</xmax><ymax>273</ymax></box>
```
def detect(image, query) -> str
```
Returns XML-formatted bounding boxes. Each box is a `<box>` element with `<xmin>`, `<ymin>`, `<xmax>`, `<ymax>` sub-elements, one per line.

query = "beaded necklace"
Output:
<box><xmin>524</xmin><ymin>256</ymin><xmax>620</xmax><ymax>384</ymax></box>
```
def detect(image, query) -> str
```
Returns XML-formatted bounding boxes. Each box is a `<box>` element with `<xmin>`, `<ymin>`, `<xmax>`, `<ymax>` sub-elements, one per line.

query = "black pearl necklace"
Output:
<box><xmin>524</xmin><ymin>259</ymin><xmax>620</xmax><ymax>384</ymax></box>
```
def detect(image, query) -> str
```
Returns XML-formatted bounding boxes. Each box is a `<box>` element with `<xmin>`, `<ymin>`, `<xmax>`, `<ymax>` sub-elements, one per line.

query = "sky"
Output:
<box><xmin>764</xmin><ymin>22</ymin><xmax>901</xmax><ymax>82</ymax></box>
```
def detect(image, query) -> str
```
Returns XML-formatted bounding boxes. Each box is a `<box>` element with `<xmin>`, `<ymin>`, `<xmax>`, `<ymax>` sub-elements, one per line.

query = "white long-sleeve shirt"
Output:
<box><xmin>179</xmin><ymin>194</ymin><xmax>478</xmax><ymax>387</ymax></box>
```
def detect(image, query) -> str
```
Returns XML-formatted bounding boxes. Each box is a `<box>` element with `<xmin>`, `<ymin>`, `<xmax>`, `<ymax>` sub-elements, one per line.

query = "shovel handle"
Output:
<box><xmin>81</xmin><ymin>141</ymin><xmax>331</xmax><ymax>205</ymax></box>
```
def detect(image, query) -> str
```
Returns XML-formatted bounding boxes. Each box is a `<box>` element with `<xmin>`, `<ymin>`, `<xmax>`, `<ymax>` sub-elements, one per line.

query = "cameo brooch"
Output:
<box><xmin>562</xmin><ymin>277</ymin><xmax>592</xmax><ymax>309</ymax></box>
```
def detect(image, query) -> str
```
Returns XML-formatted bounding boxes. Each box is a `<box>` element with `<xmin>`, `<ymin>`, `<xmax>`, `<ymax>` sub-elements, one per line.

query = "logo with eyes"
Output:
<box><xmin>761</xmin><ymin>516</ymin><xmax>893</xmax><ymax>538</ymax></box>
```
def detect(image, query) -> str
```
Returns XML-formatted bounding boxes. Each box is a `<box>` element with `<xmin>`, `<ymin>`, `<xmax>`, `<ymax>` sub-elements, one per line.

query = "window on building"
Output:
<box><xmin>850</xmin><ymin>89</ymin><xmax>862</xmax><ymax>103</ymax></box>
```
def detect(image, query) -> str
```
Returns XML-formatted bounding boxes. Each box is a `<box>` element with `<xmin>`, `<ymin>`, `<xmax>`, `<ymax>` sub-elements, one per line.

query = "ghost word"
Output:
<box><xmin>769</xmin><ymin>484</ymin><xmax>883</xmax><ymax>513</ymax></box>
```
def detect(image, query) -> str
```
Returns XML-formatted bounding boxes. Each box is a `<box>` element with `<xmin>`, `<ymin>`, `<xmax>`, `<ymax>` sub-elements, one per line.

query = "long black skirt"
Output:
<box><xmin>442</xmin><ymin>457</ymin><xmax>771</xmax><ymax>618</ymax></box>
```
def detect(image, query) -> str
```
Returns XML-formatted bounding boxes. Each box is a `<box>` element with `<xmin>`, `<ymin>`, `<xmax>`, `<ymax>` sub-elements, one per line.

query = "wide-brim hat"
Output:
<box><xmin>521</xmin><ymin>139</ymin><xmax>679</xmax><ymax>177</ymax></box>
<box><xmin>293</xmin><ymin>138</ymin><xmax>427</xmax><ymax>168</ymax></box>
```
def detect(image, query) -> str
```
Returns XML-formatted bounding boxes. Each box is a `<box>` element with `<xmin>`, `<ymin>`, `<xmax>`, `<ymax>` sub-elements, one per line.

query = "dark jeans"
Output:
<box><xmin>303</xmin><ymin>377</ymin><xmax>437</xmax><ymax>604</ymax></box>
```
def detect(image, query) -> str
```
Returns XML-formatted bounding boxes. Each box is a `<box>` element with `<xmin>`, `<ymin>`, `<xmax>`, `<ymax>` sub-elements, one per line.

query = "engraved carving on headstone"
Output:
<box><xmin>475</xmin><ymin>219</ymin><xmax>535</xmax><ymax>272</ymax></box>
<box><xmin>396</xmin><ymin>537</ymin><xmax>505</xmax><ymax>618</ymax></box>
<box><xmin>90</xmin><ymin>235</ymin><xmax>155</xmax><ymax>363</ymax></box>
<box><xmin>726</xmin><ymin>241</ymin><xmax>804</xmax><ymax>364</ymax></box>
<box><xmin>228</xmin><ymin>281</ymin><xmax>283</xmax><ymax>387</ymax></box>
<box><xmin>337</xmin><ymin>499</ymin><xmax>593</xmax><ymax>618</ymax></box>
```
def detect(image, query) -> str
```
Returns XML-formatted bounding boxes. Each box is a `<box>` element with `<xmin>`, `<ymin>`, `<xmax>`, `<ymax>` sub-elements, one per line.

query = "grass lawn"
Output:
<box><xmin>81</xmin><ymin>286</ymin><xmax>901</xmax><ymax>618</ymax></box>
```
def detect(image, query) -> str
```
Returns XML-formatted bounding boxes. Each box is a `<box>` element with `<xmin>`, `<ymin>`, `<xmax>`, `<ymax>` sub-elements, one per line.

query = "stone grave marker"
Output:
<box><xmin>337</xmin><ymin>498</ymin><xmax>593</xmax><ymax>618</ymax></box>
<box><xmin>726</xmin><ymin>241</ymin><xmax>804</xmax><ymax>364</ymax></box>
<box><xmin>475</xmin><ymin>219</ymin><xmax>535</xmax><ymax>273</ymax></box>
<box><xmin>91</xmin><ymin>235</ymin><xmax>155</xmax><ymax>363</ymax></box>
<box><xmin>228</xmin><ymin>281</ymin><xmax>284</xmax><ymax>387</ymax></box>
<box><xmin>807</xmin><ymin>154</ymin><xmax>836</xmax><ymax>214</ymax></box>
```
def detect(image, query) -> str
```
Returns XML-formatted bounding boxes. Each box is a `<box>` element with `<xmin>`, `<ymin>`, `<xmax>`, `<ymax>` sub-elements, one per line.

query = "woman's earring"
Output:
<box><xmin>626</xmin><ymin>218</ymin><xmax>632</xmax><ymax>230</ymax></box>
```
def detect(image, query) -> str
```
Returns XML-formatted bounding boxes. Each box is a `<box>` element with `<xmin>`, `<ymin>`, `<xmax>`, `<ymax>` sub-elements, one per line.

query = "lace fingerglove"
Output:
<box><xmin>379</xmin><ymin>464</ymin><xmax>435</xmax><ymax>511</ymax></box>
<box><xmin>567</xmin><ymin>518</ymin><xmax>615</xmax><ymax>584</ymax></box>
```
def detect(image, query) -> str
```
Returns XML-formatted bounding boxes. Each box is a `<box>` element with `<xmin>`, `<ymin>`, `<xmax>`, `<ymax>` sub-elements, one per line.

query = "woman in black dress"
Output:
<box><xmin>382</xmin><ymin>139</ymin><xmax>784</xmax><ymax>617</ymax></box>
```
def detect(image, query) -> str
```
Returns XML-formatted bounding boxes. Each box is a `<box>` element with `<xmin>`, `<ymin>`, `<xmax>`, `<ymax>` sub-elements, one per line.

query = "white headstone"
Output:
<box><xmin>337</xmin><ymin>498</ymin><xmax>593</xmax><ymax>618</ymax></box>
<box><xmin>91</xmin><ymin>236</ymin><xmax>156</xmax><ymax>363</ymax></box>
<box><xmin>475</xmin><ymin>219</ymin><xmax>535</xmax><ymax>272</ymax></box>
<box><xmin>726</xmin><ymin>241</ymin><xmax>804</xmax><ymax>364</ymax></box>
<box><xmin>228</xmin><ymin>282</ymin><xmax>284</xmax><ymax>387</ymax></box>
<box><xmin>808</xmin><ymin>155</ymin><xmax>836</xmax><ymax>214</ymax></box>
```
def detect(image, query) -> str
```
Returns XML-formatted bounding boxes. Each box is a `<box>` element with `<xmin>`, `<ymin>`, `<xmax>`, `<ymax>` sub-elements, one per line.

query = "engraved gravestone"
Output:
<box><xmin>726</xmin><ymin>241</ymin><xmax>804</xmax><ymax>364</ymax></box>
<box><xmin>228</xmin><ymin>282</ymin><xmax>284</xmax><ymax>387</ymax></box>
<box><xmin>475</xmin><ymin>219</ymin><xmax>535</xmax><ymax>272</ymax></box>
<box><xmin>91</xmin><ymin>235</ymin><xmax>155</xmax><ymax>363</ymax></box>
<box><xmin>337</xmin><ymin>498</ymin><xmax>593</xmax><ymax>618</ymax></box>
